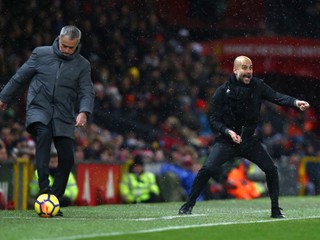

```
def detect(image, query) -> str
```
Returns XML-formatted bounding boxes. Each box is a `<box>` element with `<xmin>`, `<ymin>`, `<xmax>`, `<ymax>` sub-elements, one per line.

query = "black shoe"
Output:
<box><xmin>271</xmin><ymin>207</ymin><xmax>285</xmax><ymax>218</ymax></box>
<box><xmin>59</xmin><ymin>196</ymin><xmax>72</xmax><ymax>207</ymax></box>
<box><xmin>37</xmin><ymin>187</ymin><xmax>52</xmax><ymax>197</ymax></box>
<box><xmin>56</xmin><ymin>210</ymin><xmax>63</xmax><ymax>217</ymax></box>
<box><xmin>179</xmin><ymin>203</ymin><xmax>193</xmax><ymax>215</ymax></box>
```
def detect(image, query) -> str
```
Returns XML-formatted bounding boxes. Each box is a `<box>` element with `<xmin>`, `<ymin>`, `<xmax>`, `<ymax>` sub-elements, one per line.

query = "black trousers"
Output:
<box><xmin>28</xmin><ymin>122</ymin><xmax>75</xmax><ymax>198</ymax></box>
<box><xmin>187</xmin><ymin>136</ymin><xmax>280</xmax><ymax>208</ymax></box>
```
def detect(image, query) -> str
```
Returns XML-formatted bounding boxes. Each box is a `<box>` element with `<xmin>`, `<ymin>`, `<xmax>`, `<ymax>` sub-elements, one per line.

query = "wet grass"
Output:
<box><xmin>1</xmin><ymin>196</ymin><xmax>319</xmax><ymax>240</ymax></box>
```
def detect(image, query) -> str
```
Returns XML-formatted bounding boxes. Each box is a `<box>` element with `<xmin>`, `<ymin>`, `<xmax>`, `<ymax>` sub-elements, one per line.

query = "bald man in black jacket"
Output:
<box><xmin>179</xmin><ymin>56</ymin><xmax>310</xmax><ymax>218</ymax></box>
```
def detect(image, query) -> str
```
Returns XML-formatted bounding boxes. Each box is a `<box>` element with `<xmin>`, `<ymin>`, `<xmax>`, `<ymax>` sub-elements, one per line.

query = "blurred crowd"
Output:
<box><xmin>0</xmin><ymin>0</ymin><xmax>320</xmax><ymax>198</ymax></box>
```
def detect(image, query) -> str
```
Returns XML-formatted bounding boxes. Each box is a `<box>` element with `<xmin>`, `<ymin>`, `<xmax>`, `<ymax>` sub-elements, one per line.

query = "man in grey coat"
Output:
<box><xmin>0</xmin><ymin>25</ymin><xmax>95</xmax><ymax>215</ymax></box>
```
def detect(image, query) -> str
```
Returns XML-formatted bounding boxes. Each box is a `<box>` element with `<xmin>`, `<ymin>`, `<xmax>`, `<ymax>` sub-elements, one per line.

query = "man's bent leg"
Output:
<box><xmin>29</xmin><ymin>122</ymin><xmax>53</xmax><ymax>194</ymax></box>
<box><xmin>244</xmin><ymin>138</ymin><xmax>284</xmax><ymax>218</ymax></box>
<box><xmin>179</xmin><ymin>168</ymin><xmax>211</xmax><ymax>214</ymax></box>
<box><xmin>179</xmin><ymin>141</ymin><xmax>234</xmax><ymax>214</ymax></box>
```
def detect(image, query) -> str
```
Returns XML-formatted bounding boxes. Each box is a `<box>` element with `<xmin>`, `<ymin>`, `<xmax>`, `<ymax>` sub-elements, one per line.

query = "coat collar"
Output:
<box><xmin>226</xmin><ymin>73</ymin><xmax>254</xmax><ymax>100</ymax></box>
<box><xmin>228</xmin><ymin>73</ymin><xmax>255</xmax><ymax>89</ymax></box>
<box><xmin>52</xmin><ymin>37</ymin><xmax>81</xmax><ymax>60</ymax></box>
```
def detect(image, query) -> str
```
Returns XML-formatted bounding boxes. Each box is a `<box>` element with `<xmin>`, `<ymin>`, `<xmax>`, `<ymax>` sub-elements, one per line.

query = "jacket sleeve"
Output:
<box><xmin>119</xmin><ymin>174</ymin><xmax>135</xmax><ymax>203</ymax></box>
<box><xmin>0</xmin><ymin>48</ymin><xmax>37</xmax><ymax>103</ymax></box>
<box><xmin>260</xmin><ymin>80</ymin><xmax>297</xmax><ymax>107</ymax></box>
<box><xmin>63</xmin><ymin>173</ymin><xmax>79</xmax><ymax>202</ymax></box>
<box><xmin>77</xmin><ymin>60</ymin><xmax>95</xmax><ymax>116</ymax></box>
<box><xmin>208</xmin><ymin>86</ymin><xmax>230</xmax><ymax>136</ymax></box>
<box><xmin>29</xmin><ymin>171</ymin><xmax>39</xmax><ymax>198</ymax></box>
<box><xmin>147</xmin><ymin>173</ymin><xmax>160</xmax><ymax>196</ymax></box>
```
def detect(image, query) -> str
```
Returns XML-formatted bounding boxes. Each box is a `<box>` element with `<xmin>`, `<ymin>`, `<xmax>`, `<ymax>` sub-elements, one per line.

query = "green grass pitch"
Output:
<box><xmin>1</xmin><ymin>196</ymin><xmax>320</xmax><ymax>240</ymax></box>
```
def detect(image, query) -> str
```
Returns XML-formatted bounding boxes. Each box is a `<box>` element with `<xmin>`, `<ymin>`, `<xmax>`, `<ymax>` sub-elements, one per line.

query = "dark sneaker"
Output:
<box><xmin>179</xmin><ymin>203</ymin><xmax>193</xmax><ymax>215</ymax></box>
<box><xmin>56</xmin><ymin>210</ymin><xmax>63</xmax><ymax>217</ymax></box>
<box><xmin>271</xmin><ymin>207</ymin><xmax>285</xmax><ymax>218</ymax></box>
<box><xmin>59</xmin><ymin>196</ymin><xmax>72</xmax><ymax>207</ymax></box>
<box><xmin>37</xmin><ymin>187</ymin><xmax>52</xmax><ymax>197</ymax></box>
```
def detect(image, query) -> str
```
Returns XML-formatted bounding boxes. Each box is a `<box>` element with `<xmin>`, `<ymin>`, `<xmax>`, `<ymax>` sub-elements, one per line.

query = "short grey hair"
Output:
<box><xmin>60</xmin><ymin>25</ymin><xmax>81</xmax><ymax>40</ymax></box>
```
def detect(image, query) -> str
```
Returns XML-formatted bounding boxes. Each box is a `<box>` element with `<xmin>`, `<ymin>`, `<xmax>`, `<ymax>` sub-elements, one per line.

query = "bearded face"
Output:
<box><xmin>233</xmin><ymin>57</ymin><xmax>253</xmax><ymax>84</ymax></box>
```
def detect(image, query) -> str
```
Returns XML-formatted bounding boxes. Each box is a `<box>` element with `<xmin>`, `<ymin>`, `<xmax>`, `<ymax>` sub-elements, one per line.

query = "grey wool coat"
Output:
<box><xmin>0</xmin><ymin>38</ymin><xmax>95</xmax><ymax>139</ymax></box>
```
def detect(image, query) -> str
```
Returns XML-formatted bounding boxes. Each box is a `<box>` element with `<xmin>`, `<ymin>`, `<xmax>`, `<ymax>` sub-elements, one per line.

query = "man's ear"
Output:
<box><xmin>233</xmin><ymin>67</ymin><xmax>237</xmax><ymax>74</ymax></box>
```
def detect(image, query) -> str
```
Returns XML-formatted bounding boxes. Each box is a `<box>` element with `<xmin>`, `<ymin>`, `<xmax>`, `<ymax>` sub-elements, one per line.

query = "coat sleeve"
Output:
<box><xmin>119</xmin><ymin>174</ymin><xmax>135</xmax><ymax>203</ymax></box>
<box><xmin>208</xmin><ymin>85</ymin><xmax>230</xmax><ymax>136</ymax></box>
<box><xmin>147</xmin><ymin>173</ymin><xmax>160</xmax><ymax>196</ymax></box>
<box><xmin>63</xmin><ymin>173</ymin><xmax>79</xmax><ymax>202</ymax></box>
<box><xmin>0</xmin><ymin>49</ymin><xmax>37</xmax><ymax>103</ymax></box>
<box><xmin>260</xmin><ymin>80</ymin><xmax>297</xmax><ymax>107</ymax></box>
<box><xmin>77</xmin><ymin>59</ymin><xmax>95</xmax><ymax>115</ymax></box>
<box><xmin>29</xmin><ymin>171</ymin><xmax>39</xmax><ymax>198</ymax></box>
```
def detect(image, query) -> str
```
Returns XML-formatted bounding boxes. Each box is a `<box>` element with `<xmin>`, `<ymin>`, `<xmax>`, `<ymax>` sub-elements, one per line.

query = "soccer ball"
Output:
<box><xmin>34</xmin><ymin>194</ymin><xmax>60</xmax><ymax>218</ymax></box>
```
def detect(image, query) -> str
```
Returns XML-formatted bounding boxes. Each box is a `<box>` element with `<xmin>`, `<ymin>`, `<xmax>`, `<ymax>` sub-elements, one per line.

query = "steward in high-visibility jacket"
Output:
<box><xmin>226</xmin><ymin>160</ymin><xmax>266</xmax><ymax>200</ymax></box>
<box><xmin>29</xmin><ymin>153</ymin><xmax>78</xmax><ymax>206</ymax></box>
<box><xmin>120</xmin><ymin>155</ymin><xmax>160</xmax><ymax>203</ymax></box>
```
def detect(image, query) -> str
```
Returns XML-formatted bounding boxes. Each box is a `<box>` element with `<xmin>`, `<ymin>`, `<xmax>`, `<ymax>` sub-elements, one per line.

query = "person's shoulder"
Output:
<box><xmin>251</xmin><ymin>77</ymin><xmax>266</xmax><ymax>88</ymax></box>
<box><xmin>77</xmin><ymin>54</ymin><xmax>90</xmax><ymax>66</ymax></box>
<box><xmin>251</xmin><ymin>77</ymin><xmax>263</xmax><ymax>83</ymax></box>
<box><xmin>144</xmin><ymin>171</ymin><xmax>156</xmax><ymax>177</ymax></box>
<box><xmin>215</xmin><ymin>81</ymin><xmax>228</xmax><ymax>94</ymax></box>
<box><xmin>219</xmin><ymin>81</ymin><xmax>228</xmax><ymax>88</ymax></box>
<box><xmin>33</xmin><ymin>46</ymin><xmax>52</xmax><ymax>53</ymax></box>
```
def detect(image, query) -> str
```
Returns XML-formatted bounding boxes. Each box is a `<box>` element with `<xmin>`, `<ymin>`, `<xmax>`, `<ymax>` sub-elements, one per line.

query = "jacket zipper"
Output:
<box><xmin>53</xmin><ymin>61</ymin><xmax>63</xmax><ymax>103</ymax></box>
<box><xmin>241</xmin><ymin>125</ymin><xmax>244</xmax><ymax>139</ymax></box>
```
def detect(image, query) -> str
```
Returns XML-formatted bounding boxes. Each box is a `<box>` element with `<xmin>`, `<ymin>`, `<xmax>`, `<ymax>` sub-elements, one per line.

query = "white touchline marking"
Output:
<box><xmin>32</xmin><ymin>215</ymin><xmax>320</xmax><ymax>240</ymax></box>
<box><xmin>127</xmin><ymin>213</ymin><xmax>208</xmax><ymax>221</ymax></box>
<box><xmin>1</xmin><ymin>214</ymin><xmax>207</xmax><ymax>221</ymax></box>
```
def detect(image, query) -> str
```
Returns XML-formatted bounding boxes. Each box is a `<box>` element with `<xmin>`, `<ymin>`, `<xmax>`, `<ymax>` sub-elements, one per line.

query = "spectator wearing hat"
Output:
<box><xmin>119</xmin><ymin>155</ymin><xmax>161</xmax><ymax>203</ymax></box>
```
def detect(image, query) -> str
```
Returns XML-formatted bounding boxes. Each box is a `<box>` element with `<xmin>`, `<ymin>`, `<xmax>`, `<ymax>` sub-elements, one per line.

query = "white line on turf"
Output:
<box><xmin>1</xmin><ymin>213</ymin><xmax>207</xmax><ymax>221</ymax></box>
<box><xmin>126</xmin><ymin>213</ymin><xmax>208</xmax><ymax>221</ymax></box>
<box><xmin>33</xmin><ymin>215</ymin><xmax>320</xmax><ymax>240</ymax></box>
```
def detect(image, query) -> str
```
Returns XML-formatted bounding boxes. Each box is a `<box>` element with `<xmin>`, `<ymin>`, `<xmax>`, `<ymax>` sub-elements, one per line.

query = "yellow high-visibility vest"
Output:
<box><xmin>119</xmin><ymin>172</ymin><xmax>160</xmax><ymax>203</ymax></box>
<box><xmin>29</xmin><ymin>171</ymin><xmax>78</xmax><ymax>201</ymax></box>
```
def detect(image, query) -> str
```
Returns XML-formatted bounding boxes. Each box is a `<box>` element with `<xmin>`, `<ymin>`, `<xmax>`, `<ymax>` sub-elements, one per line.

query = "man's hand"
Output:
<box><xmin>0</xmin><ymin>100</ymin><xmax>7</xmax><ymax>111</ymax></box>
<box><xmin>75</xmin><ymin>112</ymin><xmax>87</xmax><ymax>127</ymax></box>
<box><xmin>228</xmin><ymin>129</ymin><xmax>242</xmax><ymax>144</ymax></box>
<box><xmin>295</xmin><ymin>100</ymin><xmax>310</xmax><ymax>111</ymax></box>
